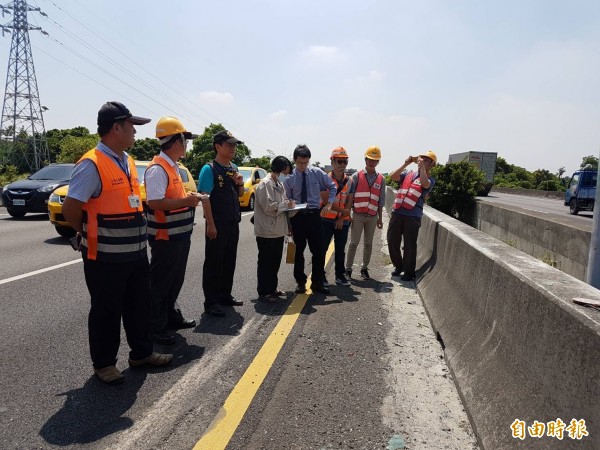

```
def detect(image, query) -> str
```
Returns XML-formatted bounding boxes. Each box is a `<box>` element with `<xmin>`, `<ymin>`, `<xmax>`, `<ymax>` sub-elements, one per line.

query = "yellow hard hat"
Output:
<box><xmin>155</xmin><ymin>116</ymin><xmax>198</xmax><ymax>140</ymax></box>
<box><xmin>364</xmin><ymin>146</ymin><xmax>381</xmax><ymax>160</ymax></box>
<box><xmin>419</xmin><ymin>150</ymin><xmax>437</xmax><ymax>164</ymax></box>
<box><xmin>331</xmin><ymin>146</ymin><xmax>349</xmax><ymax>159</ymax></box>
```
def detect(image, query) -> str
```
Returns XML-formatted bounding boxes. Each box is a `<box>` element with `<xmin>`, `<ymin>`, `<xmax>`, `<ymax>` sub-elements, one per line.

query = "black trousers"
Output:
<box><xmin>202</xmin><ymin>220</ymin><xmax>239</xmax><ymax>308</ymax></box>
<box><xmin>290</xmin><ymin>212</ymin><xmax>326</xmax><ymax>285</ymax></box>
<box><xmin>322</xmin><ymin>219</ymin><xmax>350</xmax><ymax>278</ymax></box>
<box><xmin>256</xmin><ymin>236</ymin><xmax>285</xmax><ymax>296</ymax></box>
<box><xmin>387</xmin><ymin>213</ymin><xmax>422</xmax><ymax>276</ymax></box>
<box><xmin>83</xmin><ymin>256</ymin><xmax>153</xmax><ymax>369</ymax></box>
<box><xmin>149</xmin><ymin>238</ymin><xmax>191</xmax><ymax>334</ymax></box>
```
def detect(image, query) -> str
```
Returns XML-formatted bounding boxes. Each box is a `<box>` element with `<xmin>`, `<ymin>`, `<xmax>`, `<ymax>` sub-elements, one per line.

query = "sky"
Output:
<box><xmin>1</xmin><ymin>0</ymin><xmax>599</xmax><ymax>176</ymax></box>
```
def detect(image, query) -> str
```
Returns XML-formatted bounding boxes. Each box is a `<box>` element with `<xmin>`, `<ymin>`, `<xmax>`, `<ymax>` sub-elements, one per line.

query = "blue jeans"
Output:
<box><xmin>322</xmin><ymin>219</ymin><xmax>350</xmax><ymax>279</ymax></box>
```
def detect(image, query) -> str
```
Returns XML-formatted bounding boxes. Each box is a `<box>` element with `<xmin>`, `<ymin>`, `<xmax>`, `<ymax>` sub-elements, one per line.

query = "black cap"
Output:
<box><xmin>97</xmin><ymin>101</ymin><xmax>151</xmax><ymax>127</ymax></box>
<box><xmin>213</xmin><ymin>130</ymin><xmax>243</xmax><ymax>145</ymax></box>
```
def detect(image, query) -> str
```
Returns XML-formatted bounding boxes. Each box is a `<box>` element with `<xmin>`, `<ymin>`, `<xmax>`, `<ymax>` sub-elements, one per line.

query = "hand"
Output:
<box><xmin>186</xmin><ymin>192</ymin><xmax>200</xmax><ymax>207</ymax></box>
<box><xmin>233</xmin><ymin>172</ymin><xmax>244</xmax><ymax>185</ymax></box>
<box><xmin>335</xmin><ymin>217</ymin><xmax>344</xmax><ymax>230</ymax></box>
<box><xmin>405</xmin><ymin>155</ymin><xmax>413</xmax><ymax>164</ymax></box>
<box><xmin>206</xmin><ymin>222</ymin><xmax>217</xmax><ymax>240</ymax></box>
<box><xmin>198</xmin><ymin>193</ymin><xmax>210</xmax><ymax>202</ymax></box>
<box><xmin>287</xmin><ymin>199</ymin><xmax>295</xmax><ymax>209</ymax></box>
<box><xmin>377</xmin><ymin>218</ymin><xmax>383</xmax><ymax>229</ymax></box>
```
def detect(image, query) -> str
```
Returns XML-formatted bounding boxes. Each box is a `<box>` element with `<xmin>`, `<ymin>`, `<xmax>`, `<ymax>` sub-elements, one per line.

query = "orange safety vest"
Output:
<box><xmin>80</xmin><ymin>149</ymin><xmax>147</xmax><ymax>262</ymax></box>
<box><xmin>145</xmin><ymin>155</ymin><xmax>194</xmax><ymax>241</ymax></box>
<box><xmin>322</xmin><ymin>172</ymin><xmax>352</xmax><ymax>220</ymax></box>
<box><xmin>393</xmin><ymin>171</ymin><xmax>423</xmax><ymax>211</ymax></box>
<box><xmin>353</xmin><ymin>170</ymin><xmax>383</xmax><ymax>216</ymax></box>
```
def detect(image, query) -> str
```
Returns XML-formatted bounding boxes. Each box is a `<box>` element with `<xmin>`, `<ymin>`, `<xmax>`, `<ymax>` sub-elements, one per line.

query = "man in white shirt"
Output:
<box><xmin>145</xmin><ymin>117</ymin><xmax>204</xmax><ymax>344</ymax></box>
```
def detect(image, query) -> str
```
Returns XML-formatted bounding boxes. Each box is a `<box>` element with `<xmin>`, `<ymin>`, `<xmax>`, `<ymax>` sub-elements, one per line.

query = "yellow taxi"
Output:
<box><xmin>237</xmin><ymin>166</ymin><xmax>268</xmax><ymax>210</ymax></box>
<box><xmin>48</xmin><ymin>161</ymin><xmax>197</xmax><ymax>238</ymax></box>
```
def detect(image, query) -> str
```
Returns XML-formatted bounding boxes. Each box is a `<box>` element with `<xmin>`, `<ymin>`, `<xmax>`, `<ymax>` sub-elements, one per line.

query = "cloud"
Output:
<box><xmin>343</xmin><ymin>69</ymin><xmax>385</xmax><ymax>89</ymax></box>
<box><xmin>198</xmin><ymin>91</ymin><xmax>234</xmax><ymax>105</ymax></box>
<box><xmin>269</xmin><ymin>110</ymin><xmax>288</xmax><ymax>120</ymax></box>
<box><xmin>298</xmin><ymin>44</ymin><xmax>348</xmax><ymax>66</ymax></box>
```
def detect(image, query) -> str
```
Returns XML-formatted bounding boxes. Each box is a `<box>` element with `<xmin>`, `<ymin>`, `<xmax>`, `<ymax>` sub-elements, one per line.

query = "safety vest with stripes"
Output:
<box><xmin>353</xmin><ymin>170</ymin><xmax>383</xmax><ymax>216</ymax></box>
<box><xmin>145</xmin><ymin>156</ymin><xmax>194</xmax><ymax>241</ymax></box>
<box><xmin>80</xmin><ymin>149</ymin><xmax>147</xmax><ymax>262</ymax></box>
<box><xmin>393</xmin><ymin>171</ymin><xmax>423</xmax><ymax>211</ymax></box>
<box><xmin>322</xmin><ymin>172</ymin><xmax>352</xmax><ymax>220</ymax></box>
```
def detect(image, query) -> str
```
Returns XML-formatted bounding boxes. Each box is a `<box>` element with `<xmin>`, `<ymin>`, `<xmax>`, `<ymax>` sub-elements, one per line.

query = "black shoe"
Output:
<box><xmin>360</xmin><ymin>268</ymin><xmax>371</xmax><ymax>280</ymax></box>
<box><xmin>345</xmin><ymin>268</ymin><xmax>352</xmax><ymax>279</ymax></box>
<box><xmin>391</xmin><ymin>268</ymin><xmax>402</xmax><ymax>277</ymax></box>
<box><xmin>168</xmin><ymin>318</ymin><xmax>196</xmax><ymax>330</ymax></box>
<box><xmin>311</xmin><ymin>283</ymin><xmax>331</xmax><ymax>295</ymax></box>
<box><xmin>295</xmin><ymin>283</ymin><xmax>306</xmax><ymax>293</ymax></box>
<box><xmin>401</xmin><ymin>273</ymin><xmax>415</xmax><ymax>281</ymax></box>
<box><xmin>152</xmin><ymin>331</ymin><xmax>176</xmax><ymax>345</ymax></box>
<box><xmin>204</xmin><ymin>304</ymin><xmax>226</xmax><ymax>317</ymax></box>
<box><xmin>221</xmin><ymin>298</ymin><xmax>244</xmax><ymax>306</ymax></box>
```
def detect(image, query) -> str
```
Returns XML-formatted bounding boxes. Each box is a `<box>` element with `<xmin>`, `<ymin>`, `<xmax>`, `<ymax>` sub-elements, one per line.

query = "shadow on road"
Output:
<box><xmin>39</xmin><ymin>339</ymin><xmax>205</xmax><ymax>447</ymax></box>
<box><xmin>195</xmin><ymin>307</ymin><xmax>245</xmax><ymax>336</ymax></box>
<box><xmin>44</xmin><ymin>236</ymin><xmax>70</xmax><ymax>246</ymax></box>
<box><xmin>39</xmin><ymin>370</ymin><xmax>147</xmax><ymax>446</ymax></box>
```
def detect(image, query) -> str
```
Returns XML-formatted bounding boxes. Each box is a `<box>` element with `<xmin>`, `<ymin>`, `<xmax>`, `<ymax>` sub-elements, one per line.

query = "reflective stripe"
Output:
<box><xmin>367</xmin><ymin>203</ymin><xmax>378</xmax><ymax>211</ymax></box>
<box><xmin>353</xmin><ymin>201</ymin><xmax>371</xmax><ymax>208</ymax></box>
<box><xmin>148</xmin><ymin>223</ymin><xmax>193</xmax><ymax>236</ymax></box>
<box><xmin>403</xmin><ymin>197</ymin><xmax>417</xmax><ymax>207</ymax></box>
<box><xmin>96</xmin><ymin>225</ymin><xmax>147</xmax><ymax>237</ymax></box>
<box><xmin>96</xmin><ymin>241</ymin><xmax>147</xmax><ymax>253</ymax></box>
<box><xmin>354</xmin><ymin>192</ymin><xmax>371</xmax><ymax>198</ymax></box>
<box><xmin>408</xmin><ymin>188</ymin><xmax>421</xmax><ymax>196</ymax></box>
<box><xmin>147</xmin><ymin>209</ymin><xmax>193</xmax><ymax>223</ymax></box>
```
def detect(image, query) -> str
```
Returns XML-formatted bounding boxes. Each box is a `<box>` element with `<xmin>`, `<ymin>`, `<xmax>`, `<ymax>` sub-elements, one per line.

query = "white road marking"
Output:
<box><xmin>0</xmin><ymin>259</ymin><xmax>82</xmax><ymax>286</ymax></box>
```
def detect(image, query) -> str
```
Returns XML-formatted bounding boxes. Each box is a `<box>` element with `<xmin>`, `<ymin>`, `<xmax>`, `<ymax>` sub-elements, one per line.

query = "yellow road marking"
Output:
<box><xmin>193</xmin><ymin>241</ymin><xmax>335</xmax><ymax>450</ymax></box>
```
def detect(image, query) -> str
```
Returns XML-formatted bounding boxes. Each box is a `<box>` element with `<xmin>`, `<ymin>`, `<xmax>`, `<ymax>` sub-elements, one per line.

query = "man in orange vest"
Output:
<box><xmin>145</xmin><ymin>117</ymin><xmax>206</xmax><ymax>345</ymax></box>
<box><xmin>320</xmin><ymin>147</ymin><xmax>355</xmax><ymax>286</ymax></box>
<box><xmin>387</xmin><ymin>151</ymin><xmax>437</xmax><ymax>281</ymax></box>
<box><xmin>63</xmin><ymin>102</ymin><xmax>172</xmax><ymax>385</ymax></box>
<box><xmin>345</xmin><ymin>146</ymin><xmax>386</xmax><ymax>281</ymax></box>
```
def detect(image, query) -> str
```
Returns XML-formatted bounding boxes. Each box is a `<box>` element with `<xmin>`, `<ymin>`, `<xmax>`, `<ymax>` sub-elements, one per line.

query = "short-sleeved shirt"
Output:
<box><xmin>145</xmin><ymin>152</ymin><xmax>177</xmax><ymax>201</ymax></box>
<box><xmin>198</xmin><ymin>161</ymin><xmax>239</xmax><ymax>193</ymax></box>
<box><xmin>67</xmin><ymin>141</ymin><xmax>131</xmax><ymax>202</ymax></box>
<box><xmin>350</xmin><ymin>170</ymin><xmax>386</xmax><ymax>207</ymax></box>
<box><xmin>393</xmin><ymin>171</ymin><xmax>435</xmax><ymax>218</ymax></box>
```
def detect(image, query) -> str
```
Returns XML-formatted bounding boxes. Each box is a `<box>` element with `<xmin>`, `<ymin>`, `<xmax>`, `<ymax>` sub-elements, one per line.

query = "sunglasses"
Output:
<box><xmin>334</xmin><ymin>159</ymin><xmax>349</xmax><ymax>164</ymax></box>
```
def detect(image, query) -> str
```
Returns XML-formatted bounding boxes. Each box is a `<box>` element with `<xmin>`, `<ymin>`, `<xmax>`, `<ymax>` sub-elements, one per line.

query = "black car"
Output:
<box><xmin>1</xmin><ymin>163</ymin><xmax>75</xmax><ymax>218</ymax></box>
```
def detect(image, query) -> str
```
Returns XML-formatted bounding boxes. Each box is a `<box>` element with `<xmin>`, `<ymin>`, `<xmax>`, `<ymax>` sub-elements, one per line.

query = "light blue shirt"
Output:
<box><xmin>284</xmin><ymin>166</ymin><xmax>336</xmax><ymax>209</ymax></box>
<box><xmin>67</xmin><ymin>141</ymin><xmax>132</xmax><ymax>202</ymax></box>
<box><xmin>198</xmin><ymin>161</ymin><xmax>239</xmax><ymax>193</ymax></box>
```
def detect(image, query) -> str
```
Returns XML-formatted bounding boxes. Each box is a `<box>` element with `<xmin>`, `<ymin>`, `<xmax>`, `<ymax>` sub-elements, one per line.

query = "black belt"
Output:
<box><xmin>297</xmin><ymin>208</ymin><xmax>321</xmax><ymax>215</ymax></box>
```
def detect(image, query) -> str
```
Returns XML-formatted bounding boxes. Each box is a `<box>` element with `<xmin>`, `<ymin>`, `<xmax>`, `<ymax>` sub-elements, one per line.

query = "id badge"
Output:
<box><xmin>128</xmin><ymin>195</ymin><xmax>141</xmax><ymax>208</ymax></box>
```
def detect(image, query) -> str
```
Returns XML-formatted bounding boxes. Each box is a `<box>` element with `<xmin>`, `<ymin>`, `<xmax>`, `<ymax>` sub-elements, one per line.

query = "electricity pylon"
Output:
<box><xmin>0</xmin><ymin>0</ymin><xmax>48</xmax><ymax>172</ymax></box>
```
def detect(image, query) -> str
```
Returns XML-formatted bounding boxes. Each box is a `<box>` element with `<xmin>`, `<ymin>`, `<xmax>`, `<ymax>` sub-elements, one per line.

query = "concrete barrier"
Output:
<box><xmin>414</xmin><ymin>207</ymin><xmax>600</xmax><ymax>449</ymax></box>
<box><xmin>475</xmin><ymin>201</ymin><xmax>590</xmax><ymax>281</ymax></box>
<box><xmin>491</xmin><ymin>186</ymin><xmax>565</xmax><ymax>200</ymax></box>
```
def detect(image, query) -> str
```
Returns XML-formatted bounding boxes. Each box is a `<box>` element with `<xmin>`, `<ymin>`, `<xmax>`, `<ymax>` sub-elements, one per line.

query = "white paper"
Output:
<box><xmin>287</xmin><ymin>203</ymin><xmax>308</xmax><ymax>211</ymax></box>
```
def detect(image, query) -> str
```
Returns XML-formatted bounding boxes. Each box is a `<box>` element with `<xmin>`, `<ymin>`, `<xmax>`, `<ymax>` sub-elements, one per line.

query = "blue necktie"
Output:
<box><xmin>301</xmin><ymin>171</ymin><xmax>307</xmax><ymax>204</ymax></box>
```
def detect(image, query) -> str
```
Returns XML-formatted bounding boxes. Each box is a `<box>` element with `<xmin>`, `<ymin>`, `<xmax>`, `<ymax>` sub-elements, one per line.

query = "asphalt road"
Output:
<box><xmin>480</xmin><ymin>192</ymin><xmax>593</xmax><ymax>232</ymax></box>
<box><xmin>0</xmin><ymin>206</ymin><xmax>476</xmax><ymax>450</ymax></box>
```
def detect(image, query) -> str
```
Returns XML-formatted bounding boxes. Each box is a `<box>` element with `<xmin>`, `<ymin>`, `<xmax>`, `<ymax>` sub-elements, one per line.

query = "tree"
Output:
<box><xmin>129</xmin><ymin>138</ymin><xmax>160</xmax><ymax>161</ymax></box>
<box><xmin>580</xmin><ymin>155</ymin><xmax>598</xmax><ymax>169</ymax></box>
<box><xmin>427</xmin><ymin>161</ymin><xmax>485</xmax><ymax>222</ymax></box>
<box><xmin>557</xmin><ymin>167</ymin><xmax>566</xmax><ymax>178</ymax></box>
<box><xmin>247</xmin><ymin>155</ymin><xmax>271</xmax><ymax>171</ymax></box>
<box><xmin>56</xmin><ymin>134</ymin><xmax>99</xmax><ymax>163</ymax></box>
<box><xmin>46</xmin><ymin>127</ymin><xmax>93</xmax><ymax>163</ymax></box>
<box><xmin>182</xmin><ymin>123</ymin><xmax>252</xmax><ymax>178</ymax></box>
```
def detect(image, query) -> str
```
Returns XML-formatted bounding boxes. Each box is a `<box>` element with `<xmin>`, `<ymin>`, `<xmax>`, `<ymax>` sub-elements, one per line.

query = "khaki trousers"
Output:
<box><xmin>345</xmin><ymin>213</ymin><xmax>378</xmax><ymax>271</ymax></box>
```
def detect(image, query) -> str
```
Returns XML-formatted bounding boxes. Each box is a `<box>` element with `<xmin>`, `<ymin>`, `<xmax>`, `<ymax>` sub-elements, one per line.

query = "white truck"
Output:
<box><xmin>447</xmin><ymin>151</ymin><xmax>498</xmax><ymax>195</ymax></box>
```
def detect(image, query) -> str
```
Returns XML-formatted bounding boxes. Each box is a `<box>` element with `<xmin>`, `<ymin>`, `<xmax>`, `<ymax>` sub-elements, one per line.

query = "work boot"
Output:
<box><xmin>360</xmin><ymin>268</ymin><xmax>371</xmax><ymax>280</ymax></box>
<box><xmin>94</xmin><ymin>366</ymin><xmax>125</xmax><ymax>385</ymax></box>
